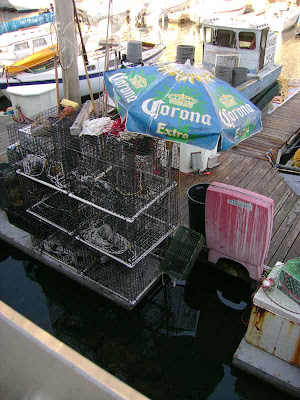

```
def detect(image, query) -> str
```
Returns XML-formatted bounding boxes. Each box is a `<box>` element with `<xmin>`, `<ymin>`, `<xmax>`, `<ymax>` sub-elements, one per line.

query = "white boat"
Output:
<box><xmin>76</xmin><ymin>0</ymin><xmax>130</xmax><ymax>25</ymax></box>
<box><xmin>265</xmin><ymin>2</ymin><xmax>300</xmax><ymax>33</ymax></box>
<box><xmin>238</xmin><ymin>2</ymin><xmax>300</xmax><ymax>33</ymax></box>
<box><xmin>7</xmin><ymin>0</ymin><xmax>51</xmax><ymax>11</ymax></box>
<box><xmin>132</xmin><ymin>0</ymin><xmax>191</xmax><ymax>28</ymax></box>
<box><xmin>159</xmin><ymin>0</ymin><xmax>191</xmax><ymax>22</ymax></box>
<box><xmin>201</xmin><ymin>17</ymin><xmax>283</xmax><ymax>102</ymax></box>
<box><xmin>0</xmin><ymin>0</ymin><xmax>14</xmax><ymax>8</ymax></box>
<box><xmin>0</xmin><ymin>40</ymin><xmax>165</xmax><ymax>100</ymax></box>
<box><xmin>188</xmin><ymin>0</ymin><xmax>247</xmax><ymax>25</ymax></box>
<box><xmin>0</xmin><ymin>24</ymin><xmax>54</xmax><ymax>65</ymax></box>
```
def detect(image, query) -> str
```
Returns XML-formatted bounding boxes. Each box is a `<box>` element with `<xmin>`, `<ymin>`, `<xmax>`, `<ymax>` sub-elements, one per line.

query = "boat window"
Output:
<box><xmin>14</xmin><ymin>42</ymin><xmax>29</xmax><ymax>52</ymax></box>
<box><xmin>239</xmin><ymin>32</ymin><xmax>256</xmax><ymax>50</ymax></box>
<box><xmin>33</xmin><ymin>38</ymin><xmax>47</xmax><ymax>48</ymax></box>
<box><xmin>214</xmin><ymin>29</ymin><xmax>236</xmax><ymax>48</ymax></box>
<box><xmin>204</xmin><ymin>27</ymin><xmax>213</xmax><ymax>44</ymax></box>
<box><xmin>30</xmin><ymin>60</ymin><xmax>55</xmax><ymax>73</ymax></box>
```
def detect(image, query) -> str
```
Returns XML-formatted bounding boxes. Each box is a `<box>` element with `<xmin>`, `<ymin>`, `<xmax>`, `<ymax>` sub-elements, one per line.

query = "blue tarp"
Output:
<box><xmin>0</xmin><ymin>12</ymin><xmax>55</xmax><ymax>35</ymax></box>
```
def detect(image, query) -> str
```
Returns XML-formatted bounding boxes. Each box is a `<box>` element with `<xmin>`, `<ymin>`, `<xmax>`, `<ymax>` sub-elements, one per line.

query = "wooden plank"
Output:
<box><xmin>208</xmin><ymin>153</ymin><xmax>245</xmax><ymax>184</ymax></box>
<box><xmin>213</xmin><ymin>155</ymin><xmax>250</xmax><ymax>186</ymax></box>
<box><xmin>258</xmin><ymin>170</ymin><xmax>283</xmax><ymax>197</ymax></box>
<box><xmin>237</xmin><ymin>159</ymin><xmax>268</xmax><ymax>189</ymax></box>
<box><xmin>70</xmin><ymin>100</ymin><xmax>92</xmax><ymax>135</ymax></box>
<box><xmin>284</xmin><ymin>232</ymin><xmax>300</xmax><ymax>262</ymax></box>
<box><xmin>271</xmin><ymin>190</ymin><xmax>298</xmax><ymax>235</ymax></box>
<box><xmin>252</xmin><ymin>167</ymin><xmax>278</xmax><ymax>195</ymax></box>
<box><xmin>272</xmin><ymin>192</ymin><xmax>300</xmax><ymax>236</ymax></box>
<box><xmin>227</xmin><ymin>156</ymin><xmax>259</xmax><ymax>187</ymax></box>
<box><xmin>266</xmin><ymin>198</ymin><xmax>300</xmax><ymax>265</ymax></box>
<box><xmin>243</xmin><ymin>161</ymin><xmax>272</xmax><ymax>192</ymax></box>
<box><xmin>267</xmin><ymin>179</ymin><xmax>291</xmax><ymax>212</ymax></box>
<box><xmin>269</xmin><ymin>210</ymin><xmax>300</xmax><ymax>266</ymax></box>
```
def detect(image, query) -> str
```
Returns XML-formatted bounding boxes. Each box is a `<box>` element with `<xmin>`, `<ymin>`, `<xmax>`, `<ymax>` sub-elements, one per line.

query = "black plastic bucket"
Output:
<box><xmin>0</xmin><ymin>163</ymin><xmax>10</xmax><ymax>210</ymax></box>
<box><xmin>215</xmin><ymin>66</ymin><xmax>233</xmax><ymax>84</ymax></box>
<box><xmin>232</xmin><ymin>67</ymin><xmax>248</xmax><ymax>87</ymax></box>
<box><xmin>187</xmin><ymin>183</ymin><xmax>210</xmax><ymax>238</ymax></box>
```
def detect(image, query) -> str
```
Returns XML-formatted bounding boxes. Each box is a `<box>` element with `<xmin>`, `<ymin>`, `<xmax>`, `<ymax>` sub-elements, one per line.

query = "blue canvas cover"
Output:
<box><xmin>0</xmin><ymin>12</ymin><xmax>55</xmax><ymax>35</ymax></box>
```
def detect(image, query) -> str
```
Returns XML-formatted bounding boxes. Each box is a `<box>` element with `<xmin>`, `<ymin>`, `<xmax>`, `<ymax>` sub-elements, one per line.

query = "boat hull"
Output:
<box><xmin>269</xmin><ymin>12</ymin><xmax>300</xmax><ymax>33</ymax></box>
<box><xmin>0</xmin><ymin>44</ymin><xmax>166</xmax><ymax>100</ymax></box>
<box><xmin>189</xmin><ymin>0</ymin><xmax>247</xmax><ymax>24</ymax></box>
<box><xmin>236</xmin><ymin>64</ymin><xmax>283</xmax><ymax>101</ymax></box>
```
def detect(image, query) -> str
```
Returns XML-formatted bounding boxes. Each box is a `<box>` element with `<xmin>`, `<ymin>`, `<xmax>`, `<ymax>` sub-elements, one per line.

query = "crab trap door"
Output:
<box><xmin>160</xmin><ymin>225</ymin><xmax>205</xmax><ymax>280</ymax></box>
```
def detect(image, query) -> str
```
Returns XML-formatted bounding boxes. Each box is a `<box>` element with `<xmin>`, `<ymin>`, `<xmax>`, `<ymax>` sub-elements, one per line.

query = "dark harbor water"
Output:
<box><xmin>0</xmin><ymin>238</ymin><xmax>296</xmax><ymax>400</ymax></box>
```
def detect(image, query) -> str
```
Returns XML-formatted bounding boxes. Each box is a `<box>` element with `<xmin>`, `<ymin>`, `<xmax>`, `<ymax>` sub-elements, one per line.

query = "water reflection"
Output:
<box><xmin>0</xmin><ymin>242</ymin><xmax>296</xmax><ymax>400</ymax></box>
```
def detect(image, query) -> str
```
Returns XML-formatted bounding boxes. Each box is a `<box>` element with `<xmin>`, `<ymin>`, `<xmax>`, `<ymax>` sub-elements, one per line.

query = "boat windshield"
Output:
<box><xmin>29</xmin><ymin>59</ymin><xmax>55</xmax><ymax>73</ymax></box>
<box><xmin>205</xmin><ymin>27</ymin><xmax>236</xmax><ymax>48</ymax></box>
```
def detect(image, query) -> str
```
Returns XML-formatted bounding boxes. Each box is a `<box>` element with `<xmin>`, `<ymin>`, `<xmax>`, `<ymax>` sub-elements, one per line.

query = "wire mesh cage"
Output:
<box><xmin>0</xmin><ymin>165</ymin><xmax>47</xmax><ymax>235</ymax></box>
<box><xmin>17</xmin><ymin>171</ymin><xmax>88</xmax><ymax>235</ymax></box>
<box><xmin>54</xmin><ymin>126</ymin><xmax>180</xmax><ymax>220</ymax></box>
<box><xmin>6</xmin><ymin>107</ymin><xmax>79</xmax><ymax>190</ymax></box>
<box><xmin>7</xmin><ymin>107</ymin><xmax>59</xmax><ymax>162</ymax></box>
<box><xmin>82</xmin><ymin>251</ymin><xmax>162</xmax><ymax>307</ymax></box>
<box><xmin>1</xmin><ymin>164</ymin><xmax>23</xmax><ymax>210</ymax></box>
<box><xmin>31</xmin><ymin>228</ymin><xmax>91</xmax><ymax>273</ymax></box>
<box><xmin>160</xmin><ymin>225</ymin><xmax>205</xmax><ymax>280</ymax></box>
<box><xmin>76</xmin><ymin>185</ymin><xmax>178</xmax><ymax>267</ymax></box>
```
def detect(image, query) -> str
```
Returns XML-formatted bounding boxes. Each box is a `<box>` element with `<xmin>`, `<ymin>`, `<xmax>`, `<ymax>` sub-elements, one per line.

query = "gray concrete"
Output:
<box><xmin>233</xmin><ymin>338</ymin><xmax>300</xmax><ymax>398</ymax></box>
<box><xmin>0</xmin><ymin>300</ymin><xmax>149</xmax><ymax>400</ymax></box>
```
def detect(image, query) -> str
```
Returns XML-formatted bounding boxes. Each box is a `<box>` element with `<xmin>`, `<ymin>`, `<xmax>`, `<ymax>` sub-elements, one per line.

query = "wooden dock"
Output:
<box><xmin>1</xmin><ymin>91</ymin><xmax>300</xmax><ymax>270</ymax></box>
<box><xmin>180</xmin><ymin>91</ymin><xmax>300</xmax><ymax>268</ymax></box>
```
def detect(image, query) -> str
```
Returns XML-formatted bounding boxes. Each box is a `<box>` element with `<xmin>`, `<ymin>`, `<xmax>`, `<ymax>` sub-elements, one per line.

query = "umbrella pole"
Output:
<box><xmin>54</xmin><ymin>48</ymin><xmax>61</xmax><ymax>112</ymax></box>
<box><xmin>104</xmin><ymin>0</ymin><xmax>113</xmax><ymax>116</ymax></box>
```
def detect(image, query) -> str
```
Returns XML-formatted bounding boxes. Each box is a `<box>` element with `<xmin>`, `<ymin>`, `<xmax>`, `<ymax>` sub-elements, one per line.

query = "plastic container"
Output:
<box><xmin>176</xmin><ymin>45</ymin><xmax>195</xmax><ymax>65</ymax></box>
<box><xmin>232</xmin><ymin>67</ymin><xmax>248</xmax><ymax>87</ymax></box>
<box><xmin>215</xmin><ymin>66</ymin><xmax>233</xmax><ymax>84</ymax></box>
<box><xmin>187</xmin><ymin>183</ymin><xmax>210</xmax><ymax>238</ymax></box>
<box><xmin>160</xmin><ymin>225</ymin><xmax>204</xmax><ymax>280</ymax></box>
<box><xmin>6</xmin><ymin>83</ymin><xmax>57</xmax><ymax>119</ymax></box>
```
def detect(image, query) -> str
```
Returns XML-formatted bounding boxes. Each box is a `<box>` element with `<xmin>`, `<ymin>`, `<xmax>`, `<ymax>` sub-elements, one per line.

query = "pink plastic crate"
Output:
<box><xmin>205</xmin><ymin>182</ymin><xmax>274</xmax><ymax>281</ymax></box>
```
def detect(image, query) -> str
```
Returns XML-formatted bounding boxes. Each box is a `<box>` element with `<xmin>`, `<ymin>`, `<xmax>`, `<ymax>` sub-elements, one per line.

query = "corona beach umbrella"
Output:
<box><xmin>103</xmin><ymin>61</ymin><xmax>262</xmax><ymax>150</ymax></box>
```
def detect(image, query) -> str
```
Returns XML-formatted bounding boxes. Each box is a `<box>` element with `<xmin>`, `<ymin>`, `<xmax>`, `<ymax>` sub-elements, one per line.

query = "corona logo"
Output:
<box><xmin>167</xmin><ymin>93</ymin><xmax>198</xmax><ymax>109</ymax></box>
<box><xmin>219</xmin><ymin>95</ymin><xmax>237</xmax><ymax>108</ymax></box>
<box><xmin>129</xmin><ymin>74</ymin><xmax>147</xmax><ymax>89</ymax></box>
<box><xmin>158</xmin><ymin>64</ymin><xmax>215</xmax><ymax>84</ymax></box>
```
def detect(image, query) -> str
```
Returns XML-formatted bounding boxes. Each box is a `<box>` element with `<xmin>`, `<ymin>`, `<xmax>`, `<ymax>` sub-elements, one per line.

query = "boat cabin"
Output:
<box><xmin>201</xmin><ymin>18</ymin><xmax>278</xmax><ymax>75</ymax></box>
<box><xmin>0</xmin><ymin>25</ymin><xmax>52</xmax><ymax>63</ymax></box>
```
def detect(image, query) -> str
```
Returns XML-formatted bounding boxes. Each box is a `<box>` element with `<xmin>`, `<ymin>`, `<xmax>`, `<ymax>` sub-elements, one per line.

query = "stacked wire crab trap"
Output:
<box><xmin>7</xmin><ymin>105</ymin><xmax>180</xmax><ymax>309</ymax></box>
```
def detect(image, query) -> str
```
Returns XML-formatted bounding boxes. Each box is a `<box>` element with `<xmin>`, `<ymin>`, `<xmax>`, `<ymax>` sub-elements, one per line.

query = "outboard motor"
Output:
<box><xmin>126</xmin><ymin>41</ymin><xmax>143</xmax><ymax>64</ymax></box>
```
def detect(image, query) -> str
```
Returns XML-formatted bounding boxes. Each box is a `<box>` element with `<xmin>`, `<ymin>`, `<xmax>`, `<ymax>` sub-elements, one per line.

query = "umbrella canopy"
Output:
<box><xmin>103</xmin><ymin>61</ymin><xmax>262</xmax><ymax>150</ymax></box>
